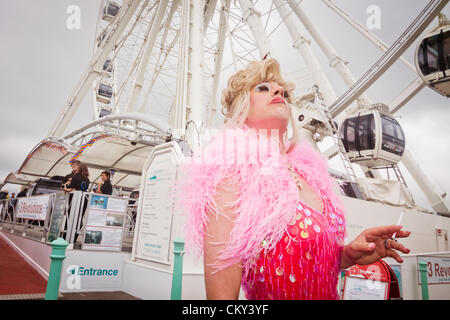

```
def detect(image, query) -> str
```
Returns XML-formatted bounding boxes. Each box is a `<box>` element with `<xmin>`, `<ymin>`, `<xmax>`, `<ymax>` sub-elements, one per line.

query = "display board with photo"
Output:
<box><xmin>82</xmin><ymin>194</ymin><xmax>127</xmax><ymax>251</ymax></box>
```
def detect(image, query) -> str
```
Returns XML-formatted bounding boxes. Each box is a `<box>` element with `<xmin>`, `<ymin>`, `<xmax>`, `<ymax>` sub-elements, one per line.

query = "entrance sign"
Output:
<box><xmin>16</xmin><ymin>195</ymin><xmax>51</xmax><ymax>220</ymax></box>
<box><xmin>418</xmin><ymin>256</ymin><xmax>450</xmax><ymax>285</ymax></box>
<box><xmin>82</xmin><ymin>194</ymin><xmax>127</xmax><ymax>251</ymax></box>
<box><xmin>133</xmin><ymin>142</ymin><xmax>185</xmax><ymax>265</ymax></box>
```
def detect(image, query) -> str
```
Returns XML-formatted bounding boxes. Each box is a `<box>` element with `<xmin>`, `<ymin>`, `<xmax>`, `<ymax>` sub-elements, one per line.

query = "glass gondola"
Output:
<box><xmin>96</xmin><ymin>82</ymin><xmax>113</xmax><ymax>104</ymax></box>
<box><xmin>102</xmin><ymin>1</ymin><xmax>120</xmax><ymax>22</ymax></box>
<box><xmin>339</xmin><ymin>106</ymin><xmax>405</xmax><ymax>168</ymax></box>
<box><xmin>97</xmin><ymin>30</ymin><xmax>107</xmax><ymax>47</ymax></box>
<box><xmin>98</xmin><ymin>107</ymin><xmax>112</xmax><ymax>118</ymax></box>
<box><xmin>103</xmin><ymin>59</ymin><xmax>114</xmax><ymax>74</ymax></box>
<box><xmin>415</xmin><ymin>24</ymin><xmax>450</xmax><ymax>97</ymax></box>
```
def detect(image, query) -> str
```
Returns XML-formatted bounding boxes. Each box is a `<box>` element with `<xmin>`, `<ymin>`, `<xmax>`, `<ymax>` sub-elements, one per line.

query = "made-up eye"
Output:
<box><xmin>254</xmin><ymin>82</ymin><xmax>271</xmax><ymax>92</ymax></box>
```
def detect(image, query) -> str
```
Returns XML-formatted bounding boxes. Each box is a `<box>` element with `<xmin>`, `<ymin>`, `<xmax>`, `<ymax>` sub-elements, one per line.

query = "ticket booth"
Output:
<box><xmin>342</xmin><ymin>260</ymin><xmax>401</xmax><ymax>300</ymax></box>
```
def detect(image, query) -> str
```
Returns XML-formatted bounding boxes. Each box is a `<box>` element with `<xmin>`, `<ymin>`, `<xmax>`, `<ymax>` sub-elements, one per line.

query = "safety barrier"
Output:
<box><xmin>0</xmin><ymin>192</ymin><xmax>136</xmax><ymax>251</ymax></box>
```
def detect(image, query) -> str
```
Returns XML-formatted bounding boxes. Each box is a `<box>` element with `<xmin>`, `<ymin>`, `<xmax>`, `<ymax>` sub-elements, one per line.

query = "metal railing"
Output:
<box><xmin>0</xmin><ymin>191</ymin><xmax>137</xmax><ymax>251</ymax></box>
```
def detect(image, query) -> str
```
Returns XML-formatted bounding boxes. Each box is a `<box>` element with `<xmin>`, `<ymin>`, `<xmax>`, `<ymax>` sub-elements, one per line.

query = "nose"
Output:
<box><xmin>272</xmin><ymin>84</ymin><xmax>284</xmax><ymax>97</ymax></box>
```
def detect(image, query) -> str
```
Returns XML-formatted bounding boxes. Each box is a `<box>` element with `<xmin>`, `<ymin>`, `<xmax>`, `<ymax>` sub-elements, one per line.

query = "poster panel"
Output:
<box><xmin>82</xmin><ymin>195</ymin><xmax>127</xmax><ymax>251</ymax></box>
<box><xmin>342</xmin><ymin>277</ymin><xmax>388</xmax><ymax>300</ymax></box>
<box><xmin>135</xmin><ymin>144</ymin><xmax>180</xmax><ymax>264</ymax></box>
<box><xmin>16</xmin><ymin>195</ymin><xmax>51</xmax><ymax>220</ymax></box>
<box><xmin>47</xmin><ymin>193</ymin><xmax>66</xmax><ymax>242</ymax></box>
<box><xmin>418</xmin><ymin>256</ymin><xmax>450</xmax><ymax>285</ymax></box>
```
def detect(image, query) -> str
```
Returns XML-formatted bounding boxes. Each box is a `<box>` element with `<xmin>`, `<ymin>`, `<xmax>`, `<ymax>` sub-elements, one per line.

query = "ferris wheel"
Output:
<box><xmin>41</xmin><ymin>0</ymin><xmax>449</xmax><ymax>214</ymax></box>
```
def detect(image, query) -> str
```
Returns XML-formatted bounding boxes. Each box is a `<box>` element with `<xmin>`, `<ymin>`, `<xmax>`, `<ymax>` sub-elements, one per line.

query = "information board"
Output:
<box><xmin>342</xmin><ymin>276</ymin><xmax>388</xmax><ymax>300</ymax></box>
<box><xmin>418</xmin><ymin>256</ymin><xmax>450</xmax><ymax>285</ymax></box>
<box><xmin>47</xmin><ymin>193</ymin><xmax>66</xmax><ymax>242</ymax></box>
<box><xmin>82</xmin><ymin>195</ymin><xmax>127</xmax><ymax>251</ymax></box>
<box><xmin>134</xmin><ymin>142</ymin><xmax>184</xmax><ymax>264</ymax></box>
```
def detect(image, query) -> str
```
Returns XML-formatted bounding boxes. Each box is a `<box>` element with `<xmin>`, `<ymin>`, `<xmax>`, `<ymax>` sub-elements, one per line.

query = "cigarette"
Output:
<box><xmin>392</xmin><ymin>211</ymin><xmax>405</xmax><ymax>239</ymax></box>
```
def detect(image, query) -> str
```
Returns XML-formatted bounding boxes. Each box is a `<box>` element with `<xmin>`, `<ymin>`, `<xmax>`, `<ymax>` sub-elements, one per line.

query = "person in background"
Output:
<box><xmin>0</xmin><ymin>188</ymin><xmax>9</xmax><ymax>200</ymax></box>
<box><xmin>62</xmin><ymin>160</ymin><xmax>81</xmax><ymax>188</ymax></box>
<box><xmin>63</xmin><ymin>163</ymin><xmax>90</xmax><ymax>192</ymax></box>
<box><xmin>17</xmin><ymin>186</ymin><xmax>28</xmax><ymax>198</ymax></box>
<box><xmin>62</xmin><ymin>162</ymin><xmax>90</xmax><ymax>244</ymax></box>
<box><xmin>95</xmin><ymin>171</ymin><xmax>113</xmax><ymax>195</ymax></box>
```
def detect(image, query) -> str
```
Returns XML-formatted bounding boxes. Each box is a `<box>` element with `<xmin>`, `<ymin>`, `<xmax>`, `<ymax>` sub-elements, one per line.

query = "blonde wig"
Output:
<box><xmin>221</xmin><ymin>58</ymin><xmax>299</xmax><ymax>150</ymax></box>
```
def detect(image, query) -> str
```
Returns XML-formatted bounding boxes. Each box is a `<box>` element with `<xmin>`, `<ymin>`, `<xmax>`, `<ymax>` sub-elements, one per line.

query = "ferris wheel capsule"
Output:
<box><xmin>103</xmin><ymin>59</ymin><xmax>114</xmax><ymax>74</ymax></box>
<box><xmin>338</xmin><ymin>105</ymin><xmax>405</xmax><ymax>168</ymax></box>
<box><xmin>415</xmin><ymin>24</ymin><xmax>450</xmax><ymax>97</ymax></box>
<box><xmin>98</xmin><ymin>107</ymin><xmax>112</xmax><ymax>118</ymax></box>
<box><xmin>96</xmin><ymin>82</ymin><xmax>114</xmax><ymax>104</ymax></box>
<box><xmin>102</xmin><ymin>1</ymin><xmax>120</xmax><ymax>22</ymax></box>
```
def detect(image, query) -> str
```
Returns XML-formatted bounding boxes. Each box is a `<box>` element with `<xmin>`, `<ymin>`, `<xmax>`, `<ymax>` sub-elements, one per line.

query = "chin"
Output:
<box><xmin>247</xmin><ymin>118</ymin><xmax>288</xmax><ymax>132</ymax></box>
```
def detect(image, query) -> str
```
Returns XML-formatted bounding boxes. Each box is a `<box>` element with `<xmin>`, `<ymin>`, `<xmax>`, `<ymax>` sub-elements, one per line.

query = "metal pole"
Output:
<box><xmin>207</xmin><ymin>0</ymin><xmax>230</xmax><ymax>128</ymax></box>
<box><xmin>418</xmin><ymin>260</ymin><xmax>429</xmax><ymax>300</ymax></box>
<box><xmin>286</xmin><ymin>0</ymin><xmax>373</xmax><ymax>115</ymax></box>
<box><xmin>185</xmin><ymin>0</ymin><xmax>204</xmax><ymax>151</ymax></box>
<box><xmin>125</xmin><ymin>0</ymin><xmax>169</xmax><ymax>113</ymax></box>
<box><xmin>171</xmin><ymin>0</ymin><xmax>190</xmax><ymax>134</ymax></box>
<box><xmin>48</xmin><ymin>0</ymin><xmax>143</xmax><ymax>137</ymax></box>
<box><xmin>321</xmin><ymin>0</ymin><xmax>417</xmax><ymax>72</ymax></box>
<box><xmin>45</xmin><ymin>238</ymin><xmax>69</xmax><ymax>300</ymax></box>
<box><xmin>170</xmin><ymin>237</ymin><xmax>185</xmax><ymax>300</ymax></box>
<box><xmin>238</xmin><ymin>0</ymin><xmax>276</xmax><ymax>59</ymax></box>
<box><xmin>274</xmin><ymin>0</ymin><xmax>337</xmax><ymax>106</ymax></box>
<box><xmin>138</xmin><ymin>0</ymin><xmax>181</xmax><ymax>113</ymax></box>
<box><xmin>401</xmin><ymin>149</ymin><xmax>449</xmax><ymax>215</ymax></box>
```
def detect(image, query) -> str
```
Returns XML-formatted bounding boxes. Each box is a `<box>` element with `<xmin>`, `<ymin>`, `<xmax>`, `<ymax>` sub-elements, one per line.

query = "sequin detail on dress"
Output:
<box><xmin>242</xmin><ymin>197</ymin><xmax>345</xmax><ymax>300</ymax></box>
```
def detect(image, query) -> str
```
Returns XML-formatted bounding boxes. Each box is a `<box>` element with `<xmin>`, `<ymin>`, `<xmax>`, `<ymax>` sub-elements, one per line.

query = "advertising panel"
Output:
<box><xmin>418</xmin><ymin>256</ymin><xmax>450</xmax><ymax>285</ymax></box>
<box><xmin>82</xmin><ymin>195</ymin><xmax>127</xmax><ymax>251</ymax></box>
<box><xmin>16</xmin><ymin>195</ymin><xmax>51</xmax><ymax>220</ymax></box>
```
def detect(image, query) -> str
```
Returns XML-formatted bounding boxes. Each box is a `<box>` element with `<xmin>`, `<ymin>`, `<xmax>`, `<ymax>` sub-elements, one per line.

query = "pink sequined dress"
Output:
<box><xmin>242</xmin><ymin>196</ymin><xmax>345</xmax><ymax>300</ymax></box>
<box><xmin>177</xmin><ymin>128</ymin><xmax>347</xmax><ymax>300</ymax></box>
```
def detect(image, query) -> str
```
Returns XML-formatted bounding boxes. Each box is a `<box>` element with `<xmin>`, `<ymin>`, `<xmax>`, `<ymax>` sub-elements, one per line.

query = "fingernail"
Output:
<box><xmin>369</xmin><ymin>243</ymin><xmax>375</xmax><ymax>249</ymax></box>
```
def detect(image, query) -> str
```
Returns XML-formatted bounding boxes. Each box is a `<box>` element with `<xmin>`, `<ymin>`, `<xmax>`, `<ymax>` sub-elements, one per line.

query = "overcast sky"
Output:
<box><xmin>0</xmin><ymin>0</ymin><xmax>449</xmax><ymax>211</ymax></box>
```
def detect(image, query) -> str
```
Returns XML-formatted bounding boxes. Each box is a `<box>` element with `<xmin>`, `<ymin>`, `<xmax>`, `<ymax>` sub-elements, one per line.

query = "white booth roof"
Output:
<box><xmin>2</xmin><ymin>135</ymin><xmax>153</xmax><ymax>191</ymax></box>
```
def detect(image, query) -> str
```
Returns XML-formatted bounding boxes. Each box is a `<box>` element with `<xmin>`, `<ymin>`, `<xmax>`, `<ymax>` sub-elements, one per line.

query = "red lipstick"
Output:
<box><xmin>271</xmin><ymin>97</ymin><xmax>285</xmax><ymax>104</ymax></box>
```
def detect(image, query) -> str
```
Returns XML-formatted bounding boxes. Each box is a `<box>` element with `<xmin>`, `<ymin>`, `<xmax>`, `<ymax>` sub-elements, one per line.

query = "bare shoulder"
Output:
<box><xmin>210</xmin><ymin>176</ymin><xmax>239</xmax><ymax>217</ymax></box>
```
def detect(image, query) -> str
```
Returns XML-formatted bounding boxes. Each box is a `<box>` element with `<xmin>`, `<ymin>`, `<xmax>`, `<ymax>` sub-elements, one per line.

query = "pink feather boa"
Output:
<box><xmin>175</xmin><ymin>127</ymin><xmax>346</xmax><ymax>275</ymax></box>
